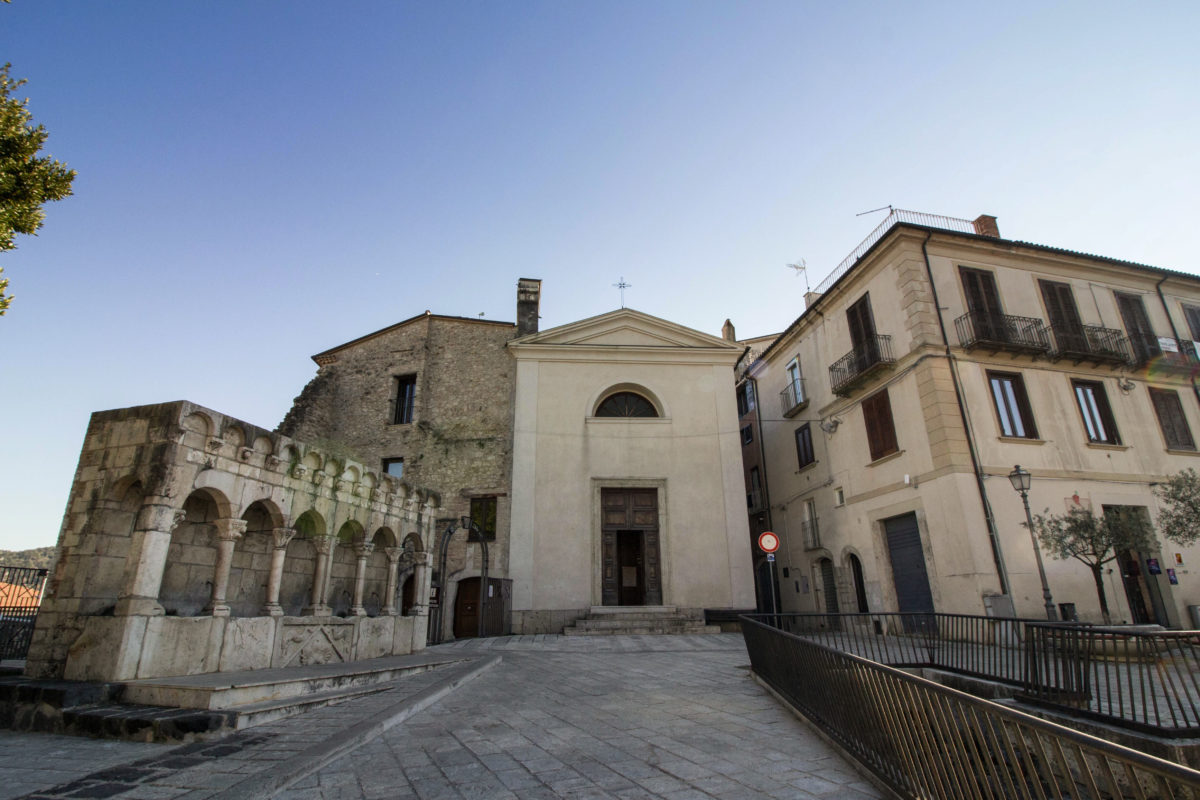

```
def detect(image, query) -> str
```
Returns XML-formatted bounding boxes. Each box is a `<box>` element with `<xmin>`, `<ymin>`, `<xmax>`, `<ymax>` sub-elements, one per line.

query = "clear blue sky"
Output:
<box><xmin>3</xmin><ymin>1</ymin><xmax>1198</xmax><ymax>550</ymax></box>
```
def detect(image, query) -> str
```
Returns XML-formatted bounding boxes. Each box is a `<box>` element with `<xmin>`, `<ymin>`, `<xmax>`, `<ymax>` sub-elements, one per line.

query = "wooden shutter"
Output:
<box><xmin>1150</xmin><ymin>389</ymin><xmax>1195</xmax><ymax>450</ymax></box>
<box><xmin>847</xmin><ymin>294</ymin><xmax>877</xmax><ymax>352</ymax></box>
<box><xmin>1184</xmin><ymin>305</ymin><xmax>1200</xmax><ymax>341</ymax></box>
<box><xmin>1040</xmin><ymin>280</ymin><xmax>1082</xmax><ymax>330</ymax></box>
<box><xmin>862</xmin><ymin>389</ymin><xmax>898</xmax><ymax>461</ymax></box>
<box><xmin>1116</xmin><ymin>292</ymin><xmax>1156</xmax><ymax>362</ymax></box>
<box><xmin>961</xmin><ymin>268</ymin><xmax>1003</xmax><ymax>315</ymax></box>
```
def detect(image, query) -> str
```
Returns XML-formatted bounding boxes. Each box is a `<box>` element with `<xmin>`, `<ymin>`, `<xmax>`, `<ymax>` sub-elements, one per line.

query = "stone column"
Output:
<box><xmin>350</xmin><ymin>541</ymin><xmax>374</xmax><ymax>616</ymax></box>
<box><xmin>205</xmin><ymin>518</ymin><xmax>247</xmax><ymax>617</ymax></box>
<box><xmin>263</xmin><ymin>527</ymin><xmax>296</xmax><ymax>616</ymax></box>
<box><xmin>115</xmin><ymin>501</ymin><xmax>185</xmax><ymax>616</ymax></box>
<box><xmin>410</xmin><ymin>551</ymin><xmax>433</xmax><ymax>651</ymax></box>
<box><xmin>382</xmin><ymin>546</ymin><xmax>404</xmax><ymax>615</ymax></box>
<box><xmin>304</xmin><ymin>535</ymin><xmax>335</xmax><ymax>616</ymax></box>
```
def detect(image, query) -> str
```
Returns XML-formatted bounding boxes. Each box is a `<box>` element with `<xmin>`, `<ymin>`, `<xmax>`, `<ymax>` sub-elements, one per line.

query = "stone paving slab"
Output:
<box><xmin>278</xmin><ymin>634</ymin><xmax>883</xmax><ymax>799</ymax></box>
<box><xmin>11</xmin><ymin>656</ymin><xmax>498</xmax><ymax>800</ymax></box>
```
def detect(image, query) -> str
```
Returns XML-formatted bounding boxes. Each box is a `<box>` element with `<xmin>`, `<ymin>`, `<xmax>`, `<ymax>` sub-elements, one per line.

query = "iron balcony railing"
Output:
<box><xmin>0</xmin><ymin>565</ymin><xmax>49</xmax><ymax>660</ymax></box>
<box><xmin>1126</xmin><ymin>332</ymin><xmax>1200</xmax><ymax>371</ymax></box>
<box><xmin>829</xmin><ymin>334</ymin><xmax>895</xmax><ymax>396</ymax></box>
<box><xmin>1048</xmin><ymin>323</ymin><xmax>1131</xmax><ymax>366</ymax></box>
<box><xmin>799</xmin><ymin>518</ymin><xmax>821</xmax><ymax>551</ymax></box>
<box><xmin>779</xmin><ymin>377</ymin><xmax>808</xmax><ymax>418</ymax></box>
<box><xmin>750</xmin><ymin>612</ymin><xmax>1200</xmax><ymax>737</ymax></box>
<box><xmin>954</xmin><ymin>310</ymin><xmax>1051</xmax><ymax>355</ymax></box>
<box><xmin>814</xmin><ymin>210</ymin><xmax>977</xmax><ymax>296</ymax></box>
<box><xmin>740</xmin><ymin>615</ymin><xmax>1200</xmax><ymax>800</ymax></box>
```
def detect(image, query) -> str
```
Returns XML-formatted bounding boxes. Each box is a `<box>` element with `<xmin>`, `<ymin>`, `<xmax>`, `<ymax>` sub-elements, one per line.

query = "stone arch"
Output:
<box><xmin>843</xmin><ymin>550</ymin><xmax>870</xmax><ymax>613</ymax></box>
<box><xmin>398</xmin><ymin>532</ymin><xmax>422</xmax><ymax>616</ymax></box>
<box><xmin>72</xmin><ymin>477</ymin><xmax>145</xmax><ymax>613</ymax></box>
<box><xmin>279</xmin><ymin>508</ymin><xmax>323</xmax><ymax>615</ymax></box>
<box><xmin>815</xmin><ymin>556</ymin><xmax>840</xmax><ymax>615</ymax></box>
<box><xmin>589</xmin><ymin>382</ymin><xmax>667</xmax><ymax>418</ymax></box>
<box><xmin>160</xmin><ymin>488</ymin><xmax>228</xmax><ymax>616</ymax></box>
<box><xmin>328</xmin><ymin>520</ymin><xmax>364</xmax><ymax>616</ymax></box>
<box><xmin>181</xmin><ymin>411</ymin><xmax>215</xmax><ymax>450</ymax></box>
<box><xmin>361</xmin><ymin>528</ymin><xmax>393</xmax><ymax>617</ymax></box>
<box><xmin>226</xmin><ymin>500</ymin><xmax>277</xmax><ymax>617</ymax></box>
<box><xmin>222</xmin><ymin>424</ymin><xmax>247</xmax><ymax>450</ymax></box>
<box><xmin>251</xmin><ymin>435</ymin><xmax>274</xmax><ymax>456</ymax></box>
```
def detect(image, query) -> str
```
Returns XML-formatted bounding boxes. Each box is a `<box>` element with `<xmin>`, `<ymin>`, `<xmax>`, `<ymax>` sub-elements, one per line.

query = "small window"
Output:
<box><xmin>795</xmin><ymin>424</ymin><xmax>815</xmax><ymax>468</ymax></box>
<box><xmin>393</xmin><ymin>375</ymin><xmax>417</xmax><ymax>424</ymax></box>
<box><xmin>470</xmin><ymin>496</ymin><xmax>498</xmax><ymax>541</ymax></box>
<box><xmin>834</xmin><ymin>487</ymin><xmax>845</xmax><ymax>506</ymax></box>
<box><xmin>988</xmin><ymin>371</ymin><xmax>1038</xmax><ymax>438</ymax></box>
<box><xmin>383</xmin><ymin>458</ymin><xmax>404</xmax><ymax>479</ymax></box>
<box><xmin>862</xmin><ymin>388</ymin><xmax>899</xmax><ymax>461</ymax></box>
<box><xmin>1149</xmin><ymin>388</ymin><xmax>1195</xmax><ymax>451</ymax></box>
<box><xmin>741</xmin><ymin>425</ymin><xmax>753</xmax><ymax>445</ymax></box>
<box><xmin>737</xmin><ymin>382</ymin><xmax>756</xmax><ymax>417</ymax></box>
<box><xmin>596</xmin><ymin>391</ymin><xmax>658</xmax><ymax>418</ymax></box>
<box><xmin>747</xmin><ymin>467</ymin><xmax>763</xmax><ymax>510</ymax></box>
<box><xmin>1073</xmin><ymin>380</ymin><xmax>1120</xmax><ymax>444</ymax></box>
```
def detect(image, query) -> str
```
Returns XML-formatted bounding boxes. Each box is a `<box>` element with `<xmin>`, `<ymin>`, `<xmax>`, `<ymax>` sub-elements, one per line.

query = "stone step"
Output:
<box><xmin>571</xmin><ymin>617</ymin><xmax>711</xmax><ymax>630</ymax></box>
<box><xmin>118</xmin><ymin>652</ymin><xmax>463</xmax><ymax>710</ymax></box>
<box><xmin>563</xmin><ymin>624</ymin><xmax>723</xmax><ymax>636</ymax></box>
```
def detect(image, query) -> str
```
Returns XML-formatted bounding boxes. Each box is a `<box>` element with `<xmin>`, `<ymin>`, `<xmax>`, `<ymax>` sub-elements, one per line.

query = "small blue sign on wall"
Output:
<box><xmin>1147</xmin><ymin>557</ymin><xmax>1162</xmax><ymax>575</ymax></box>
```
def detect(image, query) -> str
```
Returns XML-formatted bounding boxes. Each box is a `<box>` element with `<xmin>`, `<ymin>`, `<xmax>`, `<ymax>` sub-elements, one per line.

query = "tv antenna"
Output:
<box><xmin>786</xmin><ymin>259</ymin><xmax>810</xmax><ymax>293</ymax></box>
<box><xmin>856</xmin><ymin>204</ymin><xmax>894</xmax><ymax>217</ymax></box>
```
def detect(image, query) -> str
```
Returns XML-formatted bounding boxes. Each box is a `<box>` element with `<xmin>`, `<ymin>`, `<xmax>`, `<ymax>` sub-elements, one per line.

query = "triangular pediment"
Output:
<box><xmin>512</xmin><ymin>308</ymin><xmax>741</xmax><ymax>350</ymax></box>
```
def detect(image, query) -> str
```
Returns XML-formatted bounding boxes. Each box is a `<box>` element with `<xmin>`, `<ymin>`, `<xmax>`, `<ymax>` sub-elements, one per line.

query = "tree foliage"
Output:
<box><xmin>1154</xmin><ymin>468</ymin><xmax>1200</xmax><ymax>546</ymax></box>
<box><xmin>0</xmin><ymin>62</ymin><xmax>76</xmax><ymax>315</ymax></box>
<box><xmin>1032</xmin><ymin>504</ymin><xmax>1158</xmax><ymax>624</ymax></box>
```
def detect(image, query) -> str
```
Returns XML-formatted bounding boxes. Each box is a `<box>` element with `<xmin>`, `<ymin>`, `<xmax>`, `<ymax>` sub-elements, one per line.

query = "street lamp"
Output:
<box><xmin>1008</xmin><ymin>465</ymin><xmax>1057</xmax><ymax>621</ymax></box>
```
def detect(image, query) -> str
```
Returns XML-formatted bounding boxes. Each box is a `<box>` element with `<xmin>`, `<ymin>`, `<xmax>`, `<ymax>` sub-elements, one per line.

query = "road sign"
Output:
<box><xmin>767</xmin><ymin>553</ymin><xmax>775</xmax><ymax>562</ymax></box>
<box><xmin>758</xmin><ymin>531</ymin><xmax>779</xmax><ymax>553</ymax></box>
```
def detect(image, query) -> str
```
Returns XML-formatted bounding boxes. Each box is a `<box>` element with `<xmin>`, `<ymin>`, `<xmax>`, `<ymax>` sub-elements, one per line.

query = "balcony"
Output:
<box><xmin>779</xmin><ymin>378</ymin><xmax>809</xmax><ymax>418</ymax></box>
<box><xmin>800</xmin><ymin>518</ymin><xmax>822</xmax><ymax>551</ymax></box>
<box><xmin>954</xmin><ymin>311</ymin><xmax>1050</xmax><ymax>356</ymax></box>
<box><xmin>829</xmin><ymin>334</ymin><xmax>895</xmax><ymax>396</ymax></box>
<box><xmin>1126</xmin><ymin>333</ymin><xmax>1199</xmax><ymax>372</ymax></box>
<box><xmin>1047</xmin><ymin>324</ymin><xmax>1130</xmax><ymax>367</ymax></box>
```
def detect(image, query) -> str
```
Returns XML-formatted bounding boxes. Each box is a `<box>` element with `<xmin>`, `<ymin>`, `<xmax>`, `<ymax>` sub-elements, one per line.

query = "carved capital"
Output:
<box><xmin>170</xmin><ymin>508</ymin><xmax>188</xmax><ymax>532</ymax></box>
<box><xmin>214</xmin><ymin>518</ymin><xmax>248</xmax><ymax>541</ymax></box>
<box><xmin>206</xmin><ymin>437</ymin><xmax>224</xmax><ymax>452</ymax></box>
<box><xmin>313</xmin><ymin>470</ymin><xmax>328</xmax><ymax>486</ymax></box>
<box><xmin>272</xmin><ymin>527</ymin><xmax>297</xmax><ymax>549</ymax></box>
<box><xmin>355</xmin><ymin>541</ymin><xmax>375</xmax><ymax>559</ymax></box>
<box><xmin>311</xmin><ymin>534</ymin><xmax>336</xmax><ymax>555</ymax></box>
<box><xmin>335</xmin><ymin>479</ymin><xmax>350</xmax><ymax>493</ymax></box>
<box><xmin>291</xmin><ymin>464</ymin><xmax>308</xmax><ymax>480</ymax></box>
<box><xmin>239</xmin><ymin>447</ymin><xmax>254</xmax><ymax>461</ymax></box>
<box><xmin>384</xmin><ymin>546</ymin><xmax>405</xmax><ymax>565</ymax></box>
<box><xmin>266</xmin><ymin>455</ymin><xmax>282</xmax><ymax>470</ymax></box>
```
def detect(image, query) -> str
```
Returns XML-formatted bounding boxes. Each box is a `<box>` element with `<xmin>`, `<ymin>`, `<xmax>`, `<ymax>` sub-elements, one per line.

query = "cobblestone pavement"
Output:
<box><xmin>0</xmin><ymin>731</ymin><xmax>172</xmax><ymax>800</ymax></box>
<box><xmin>8</xmin><ymin>635</ymin><xmax>882</xmax><ymax>800</ymax></box>
<box><xmin>280</xmin><ymin>635</ymin><xmax>881</xmax><ymax>800</ymax></box>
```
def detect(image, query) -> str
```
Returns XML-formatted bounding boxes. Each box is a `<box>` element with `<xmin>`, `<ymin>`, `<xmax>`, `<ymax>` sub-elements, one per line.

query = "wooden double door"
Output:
<box><xmin>601</xmin><ymin>488</ymin><xmax>662</xmax><ymax>606</ymax></box>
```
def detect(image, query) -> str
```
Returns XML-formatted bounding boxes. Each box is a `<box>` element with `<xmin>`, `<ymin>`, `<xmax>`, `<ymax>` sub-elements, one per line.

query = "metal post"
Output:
<box><xmin>767</xmin><ymin>553</ymin><xmax>779</xmax><ymax>626</ymax></box>
<box><xmin>1020</xmin><ymin>489</ymin><xmax>1057</xmax><ymax>621</ymax></box>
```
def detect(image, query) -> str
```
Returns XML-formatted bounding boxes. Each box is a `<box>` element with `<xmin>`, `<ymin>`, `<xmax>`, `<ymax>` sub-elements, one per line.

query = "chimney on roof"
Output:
<box><xmin>517</xmin><ymin>278</ymin><xmax>542</xmax><ymax>336</ymax></box>
<box><xmin>722</xmin><ymin>319</ymin><xmax>736</xmax><ymax>342</ymax></box>
<box><xmin>973</xmin><ymin>214</ymin><xmax>1000</xmax><ymax>238</ymax></box>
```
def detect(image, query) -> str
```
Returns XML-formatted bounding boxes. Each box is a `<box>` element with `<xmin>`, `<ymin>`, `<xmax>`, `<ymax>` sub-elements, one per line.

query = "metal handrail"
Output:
<box><xmin>0</xmin><ymin>564</ymin><xmax>49</xmax><ymax>660</ymax></box>
<box><xmin>829</xmin><ymin>334</ymin><xmax>895</xmax><ymax>395</ymax></box>
<box><xmin>741</xmin><ymin>615</ymin><xmax>1200</xmax><ymax>800</ymax></box>
<box><xmin>779</xmin><ymin>377</ymin><xmax>808</xmax><ymax>417</ymax></box>
<box><xmin>799</xmin><ymin>518</ymin><xmax>821</xmax><ymax>551</ymax></box>
<box><xmin>749</xmin><ymin>612</ymin><xmax>1200</xmax><ymax>736</ymax></box>
<box><xmin>1048</xmin><ymin>323</ymin><xmax>1131</xmax><ymax>364</ymax></box>
<box><xmin>954</xmin><ymin>310</ymin><xmax>1051</xmax><ymax>353</ymax></box>
<box><xmin>1126</xmin><ymin>332</ymin><xmax>1199</xmax><ymax>369</ymax></box>
<box><xmin>814</xmin><ymin>210</ymin><xmax>976</xmax><ymax>296</ymax></box>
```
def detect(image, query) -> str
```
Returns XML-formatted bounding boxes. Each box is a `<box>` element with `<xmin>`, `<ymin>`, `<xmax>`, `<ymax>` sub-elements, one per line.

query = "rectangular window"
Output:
<box><xmin>737</xmin><ymin>382</ymin><xmax>755</xmax><ymax>417</ymax></box>
<box><xmin>795</xmin><ymin>423</ymin><xmax>815</xmax><ymax>468</ymax></box>
<box><xmin>1073</xmin><ymin>380</ymin><xmax>1121</xmax><ymax>444</ymax></box>
<box><xmin>1150</xmin><ymin>388</ymin><xmax>1195</xmax><ymax>451</ymax></box>
<box><xmin>861</xmin><ymin>388</ymin><xmax>899</xmax><ymax>461</ymax></box>
<box><xmin>741</xmin><ymin>425</ymin><xmax>753</xmax><ymax>445</ymax></box>
<box><xmin>988</xmin><ymin>371</ymin><xmax>1038</xmax><ymax>439</ymax></box>
<box><xmin>834</xmin><ymin>487</ymin><xmax>845</xmax><ymax>506</ymax></box>
<box><xmin>393</xmin><ymin>374</ymin><xmax>417</xmax><ymax>424</ymax></box>
<box><xmin>1183</xmin><ymin>304</ymin><xmax>1200</xmax><ymax>341</ymax></box>
<box><xmin>470</xmin><ymin>496</ymin><xmax>498</xmax><ymax>541</ymax></box>
<box><xmin>747</xmin><ymin>467</ymin><xmax>763</xmax><ymax>510</ymax></box>
<box><xmin>382</xmin><ymin>458</ymin><xmax>404</xmax><ymax>479</ymax></box>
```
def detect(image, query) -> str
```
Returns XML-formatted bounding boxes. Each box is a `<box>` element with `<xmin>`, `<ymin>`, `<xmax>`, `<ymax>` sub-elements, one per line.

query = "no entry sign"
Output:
<box><xmin>758</xmin><ymin>531</ymin><xmax>779</xmax><ymax>554</ymax></box>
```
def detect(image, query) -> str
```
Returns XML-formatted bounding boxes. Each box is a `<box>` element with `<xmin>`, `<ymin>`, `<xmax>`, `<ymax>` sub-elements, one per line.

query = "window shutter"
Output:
<box><xmin>1151</xmin><ymin>389</ymin><xmax>1195</xmax><ymax>450</ymax></box>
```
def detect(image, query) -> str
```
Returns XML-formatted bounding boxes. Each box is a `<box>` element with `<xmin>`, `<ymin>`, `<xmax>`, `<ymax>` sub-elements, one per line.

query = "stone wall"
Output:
<box><xmin>26</xmin><ymin>401</ymin><xmax>439</xmax><ymax>681</ymax></box>
<box><xmin>279</xmin><ymin>313</ymin><xmax>517</xmax><ymax>639</ymax></box>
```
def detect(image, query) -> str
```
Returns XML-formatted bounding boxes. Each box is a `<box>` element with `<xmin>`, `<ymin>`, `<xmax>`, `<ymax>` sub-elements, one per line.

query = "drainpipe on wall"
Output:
<box><xmin>921</xmin><ymin>233</ymin><xmax>1012</xmax><ymax>596</ymax></box>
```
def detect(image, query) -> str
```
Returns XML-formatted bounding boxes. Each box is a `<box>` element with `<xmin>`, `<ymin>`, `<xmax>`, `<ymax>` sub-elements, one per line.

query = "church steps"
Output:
<box><xmin>562</xmin><ymin>607</ymin><xmax>722</xmax><ymax>636</ymax></box>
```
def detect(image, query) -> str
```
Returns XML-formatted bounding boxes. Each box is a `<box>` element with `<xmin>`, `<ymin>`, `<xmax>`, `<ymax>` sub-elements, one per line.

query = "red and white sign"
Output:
<box><xmin>758</xmin><ymin>531</ymin><xmax>779</xmax><ymax>554</ymax></box>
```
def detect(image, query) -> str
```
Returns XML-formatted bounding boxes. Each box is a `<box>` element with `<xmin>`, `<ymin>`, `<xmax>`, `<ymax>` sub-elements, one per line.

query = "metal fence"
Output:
<box><xmin>0</xmin><ymin>565</ymin><xmax>49</xmax><ymax>660</ymax></box>
<box><xmin>760</xmin><ymin>612</ymin><xmax>1200</xmax><ymax>737</ymax></box>
<box><xmin>741</xmin><ymin>615</ymin><xmax>1200</xmax><ymax>800</ymax></box>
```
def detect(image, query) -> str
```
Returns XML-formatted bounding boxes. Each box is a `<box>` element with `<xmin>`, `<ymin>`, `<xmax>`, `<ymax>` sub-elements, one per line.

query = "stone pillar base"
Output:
<box><xmin>263</xmin><ymin>603</ymin><xmax>284</xmax><ymax>617</ymax></box>
<box><xmin>304</xmin><ymin>604</ymin><xmax>333</xmax><ymax>617</ymax></box>
<box><xmin>351</xmin><ymin>607</ymin><xmax>367</xmax><ymax>616</ymax></box>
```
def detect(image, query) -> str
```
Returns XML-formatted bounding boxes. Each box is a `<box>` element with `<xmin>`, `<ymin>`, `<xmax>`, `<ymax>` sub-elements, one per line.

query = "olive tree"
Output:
<box><xmin>1032</xmin><ymin>505</ymin><xmax>1158</xmax><ymax>625</ymax></box>
<box><xmin>1155</xmin><ymin>468</ymin><xmax>1200</xmax><ymax>547</ymax></box>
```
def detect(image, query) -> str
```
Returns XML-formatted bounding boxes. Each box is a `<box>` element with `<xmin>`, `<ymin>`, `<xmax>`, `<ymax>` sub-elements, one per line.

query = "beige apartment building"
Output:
<box><xmin>738</xmin><ymin>211</ymin><xmax>1200</xmax><ymax>626</ymax></box>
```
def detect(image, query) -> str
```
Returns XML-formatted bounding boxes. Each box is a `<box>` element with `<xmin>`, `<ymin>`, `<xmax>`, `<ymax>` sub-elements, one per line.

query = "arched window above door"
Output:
<box><xmin>595</xmin><ymin>391</ymin><xmax>659</xmax><ymax>418</ymax></box>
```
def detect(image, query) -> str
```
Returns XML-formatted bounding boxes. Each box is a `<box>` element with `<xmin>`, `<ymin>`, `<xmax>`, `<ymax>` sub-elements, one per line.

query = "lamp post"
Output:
<box><xmin>1008</xmin><ymin>465</ymin><xmax>1057</xmax><ymax>621</ymax></box>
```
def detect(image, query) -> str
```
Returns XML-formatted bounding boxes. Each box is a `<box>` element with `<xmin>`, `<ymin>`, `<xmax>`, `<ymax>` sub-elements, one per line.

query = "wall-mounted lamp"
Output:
<box><xmin>1117</xmin><ymin>377</ymin><xmax>1136</xmax><ymax>393</ymax></box>
<box><xmin>818</xmin><ymin>416</ymin><xmax>842</xmax><ymax>435</ymax></box>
